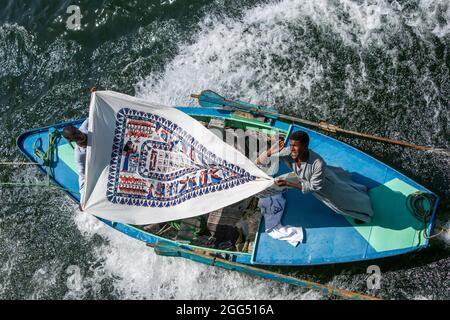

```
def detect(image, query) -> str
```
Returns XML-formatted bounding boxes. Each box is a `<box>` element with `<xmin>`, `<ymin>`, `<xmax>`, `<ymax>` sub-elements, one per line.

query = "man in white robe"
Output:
<box><xmin>61</xmin><ymin>87</ymin><xmax>96</xmax><ymax>210</ymax></box>
<box><xmin>62</xmin><ymin>119</ymin><xmax>88</xmax><ymax>210</ymax></box>
<box><xmin>257</xmin><ymin>131</ymin><xmax>374</xmax><ymax>223</ymax></box>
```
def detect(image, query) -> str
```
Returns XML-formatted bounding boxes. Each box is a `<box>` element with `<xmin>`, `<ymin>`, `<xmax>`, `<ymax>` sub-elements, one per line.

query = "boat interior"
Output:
<box><xmin>132</xmin><ymin>109</ymin><xmax>438</xmax><ymax>265</ymax></box>
<box><xmin>137</xmin><ymin>111</ymin><xmax>284</xmax><ymax>253</ymax></box>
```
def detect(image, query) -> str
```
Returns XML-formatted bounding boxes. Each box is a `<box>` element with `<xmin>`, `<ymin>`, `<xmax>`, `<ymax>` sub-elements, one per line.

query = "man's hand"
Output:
<box><xmin>90</xmin><ymin>86</ymin><xmax>97</xmax><ymax>93</ymax></box>
<box><xmin>275</xmin><ymin>179</ymin><xmax>302</xmax><ymax>190</ymax></box>
<box><xmin>256</xmin><ymin>138</ymin><xmax>285</xmax><ymax>165</ymax></box>
<box><xmin>275</xmin><ymin>179</ymin><xmax>289</xmax><ymax>187</ymax></box>
<box><xmin>268</xmin><ymin>139</ymin><xmax>285</xmax><ymax>156</ymax></box>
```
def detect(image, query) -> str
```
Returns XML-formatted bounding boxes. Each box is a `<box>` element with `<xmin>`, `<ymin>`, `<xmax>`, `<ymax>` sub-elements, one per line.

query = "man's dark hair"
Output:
<box><xmin>290</xmin><ymin>131</ymin><xmax>309</xmax><ymax>146</ymax></box>
<box><xmin>62</xmin><ymin>125</ymin><xmax>78</xmax><ymax>140</ymax></box>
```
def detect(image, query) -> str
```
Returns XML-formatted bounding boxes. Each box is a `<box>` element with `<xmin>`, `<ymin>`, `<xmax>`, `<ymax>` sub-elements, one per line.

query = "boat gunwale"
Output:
<box><xmin>15</xmin><ymin>107</ymin><xmax>441</xmax><ymax>265</ymax></box>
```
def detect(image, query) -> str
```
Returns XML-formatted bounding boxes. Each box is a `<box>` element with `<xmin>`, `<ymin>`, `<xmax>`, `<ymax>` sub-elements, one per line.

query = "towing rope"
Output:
<box><xmin>0</xmin><ymin>162</ymin><xmax>39</xmax><ymax>165</ymax></box>
<box><xmin>0</xmin><ymin>181</ymin><xmax>80</xmax><ymax>194</ymax></box>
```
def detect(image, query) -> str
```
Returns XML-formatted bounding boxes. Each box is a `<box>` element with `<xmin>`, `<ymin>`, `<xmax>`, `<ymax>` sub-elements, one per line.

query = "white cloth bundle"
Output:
<box><xmin>258</xmin><ymin>193</ymin><xmax>303</xmax><ymax>247</ymax></box>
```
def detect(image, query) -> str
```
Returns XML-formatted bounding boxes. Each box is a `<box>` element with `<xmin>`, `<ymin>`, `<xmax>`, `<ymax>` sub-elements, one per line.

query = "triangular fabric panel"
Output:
<box><xmin>83</xmin><ymin>91</ymin><xmax>274</xmax><ymax>225</ymax></box>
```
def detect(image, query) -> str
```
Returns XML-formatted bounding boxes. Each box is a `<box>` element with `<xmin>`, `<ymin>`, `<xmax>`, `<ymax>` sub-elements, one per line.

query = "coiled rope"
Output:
<box><xmin>406</xmin><ymin>191</ymin><xmax>440</xmax><ymax>241</ymax></box>
<box><xmin>0</xmin><ymin>130</ymin><xmax>80</xmax><ymax>195</ymax></box>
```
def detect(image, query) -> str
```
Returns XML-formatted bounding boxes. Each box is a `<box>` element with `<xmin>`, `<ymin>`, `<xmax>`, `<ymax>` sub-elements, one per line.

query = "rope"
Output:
<box><xmin>156</xmin><ymin>224</ymin><xmax>173</xmax><ymax>236</ymax></box>
<box><xmin>428</xmin><ymin>227</ymin><xmax>449</xmax><ymax>239</ymax></box>
<box><xmin>33</xmin><ymin>129</ymin><xmax>61</xmax><ymax>168</ymax></box>
<box><xmin>1</xmin><ymin>129</ymin><xmax>79</xmax><ymax>194</ymax></box>
<box><xmin>0</xmin><ymin>181</ymin><xmax>80</xmax><ymax>194</ymax></box>
<box><xmin>169</xmin><ymin>216</ymin><xmax>208</xmax><ymax>242</ymax></box>
<box><xmin>0</xmin><ymin>162</ymin><xmax>39</xmax><ymax>165</ymax></box>
<box><xmin>426</xmin><ymin>148</ymin><xmax>450</xmax><ymax>157</ymax></box>
<box><xmin>406</xmin><ymin>191</ymin><xmax>436</xmax><ymax>241</ymax></box>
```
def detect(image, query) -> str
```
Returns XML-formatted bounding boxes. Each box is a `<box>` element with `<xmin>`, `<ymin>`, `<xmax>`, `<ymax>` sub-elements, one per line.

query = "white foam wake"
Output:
<box><xmin>68</xmin><ymin>211</ymin><xmax>320</xmax><ymax>299</ymax></box>
<box><xmin>135</xmin><ymin>0</ymin><xmax>449</xmax><ymax>109</ymax></box>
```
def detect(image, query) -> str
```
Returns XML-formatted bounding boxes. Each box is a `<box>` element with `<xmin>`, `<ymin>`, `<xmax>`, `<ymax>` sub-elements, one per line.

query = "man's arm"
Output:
<box><xmin>299</xmin><ymin>159</ymin><xmax>324</xmax><ymax>193</ymax></box>
<box><xmin>275</xmin><ymin>159</ymin><xmax>324</xmax><ymax>192</ymax></box>
<box><xmin>274</xmin><ymin>179</ymin><xmax>302</xmax><ymax>190</ymax></box>
<box><xmin>256</xmin><ymin>139</ymin><xmax>285</xmax><ymax>165</ymax></box>
<box><xmin>74</xmin><ymin>148</ymin><xmax>86</xmax><ymax>211</ymax></box>
<box><xmin>79</xmin><ymin>119</ymin><xmax>89</xmax><ymax>134</ymax></box>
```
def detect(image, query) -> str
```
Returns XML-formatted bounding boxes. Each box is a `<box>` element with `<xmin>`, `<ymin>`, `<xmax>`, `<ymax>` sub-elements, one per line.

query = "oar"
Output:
<box><xmin>191</xmin><ymin>90</ymin><xmax>449</xmax><ymax>156</ymax></box>
<box><xmin>151</xmin><ymin>242</ymin><xmax>382</xmax><ymax>300</ymax></box>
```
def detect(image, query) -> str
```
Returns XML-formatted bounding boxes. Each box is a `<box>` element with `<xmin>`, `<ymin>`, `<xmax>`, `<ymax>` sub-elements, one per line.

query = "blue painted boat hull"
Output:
<box><xmin>16</xmin><ymin>106</ymin><xmax>439</xmax><ymax>267</ymax></box>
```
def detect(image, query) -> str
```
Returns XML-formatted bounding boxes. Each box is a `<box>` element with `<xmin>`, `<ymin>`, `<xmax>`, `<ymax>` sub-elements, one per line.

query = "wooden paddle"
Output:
<box><xmin>151</xmin><ymin>242</ymin><xmax>382</xmax><ymax>300</ymax></box>
<box><xmin>191</xmin><ymin>91</ymin><xmax>449</xmax><ymax>156</ymax></box>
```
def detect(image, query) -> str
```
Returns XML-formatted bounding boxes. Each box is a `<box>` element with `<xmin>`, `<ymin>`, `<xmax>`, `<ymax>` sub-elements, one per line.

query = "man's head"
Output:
<box><xmin>289</xmin><ymin>131</ymin><xmax>309</xmax><ymax>161</ymax></box>
<box><xmin>62</xmin><ymin>125</ymin><xmax>87</xmax><ymax>146</ymax></box>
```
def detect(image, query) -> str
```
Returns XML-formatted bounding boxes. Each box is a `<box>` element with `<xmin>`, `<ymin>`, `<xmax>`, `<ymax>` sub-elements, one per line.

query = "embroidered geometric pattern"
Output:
<box><xmin>106</xmin><ymin>108</ymin><xmax>256</xmax><ymax>207</ymax></box>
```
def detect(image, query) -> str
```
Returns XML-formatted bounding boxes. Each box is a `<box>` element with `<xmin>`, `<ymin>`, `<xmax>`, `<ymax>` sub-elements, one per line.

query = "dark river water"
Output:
<box><xmin>0</xmin><ymin>0</ymin><xmax>449</xmax><ymax>299</ymax></box>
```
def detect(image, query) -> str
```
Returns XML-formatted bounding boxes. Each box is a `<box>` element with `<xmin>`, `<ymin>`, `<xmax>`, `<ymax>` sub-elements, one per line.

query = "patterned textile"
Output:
<box><xmin>82</xmin><ymin>91</ymin><xmax>274</xmax><ymax>225</ymax></box>
<box><xmin>107</xmin><ymin>108</ymin><xmax>256</xmax><ymax>208</ymax></box>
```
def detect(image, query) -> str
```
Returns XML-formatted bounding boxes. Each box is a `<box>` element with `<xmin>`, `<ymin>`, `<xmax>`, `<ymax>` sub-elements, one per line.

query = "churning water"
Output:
<box><xmin>0</xmin><ymin>0</ymin><xmax>448</xmax><ymax>299</ymax></box>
